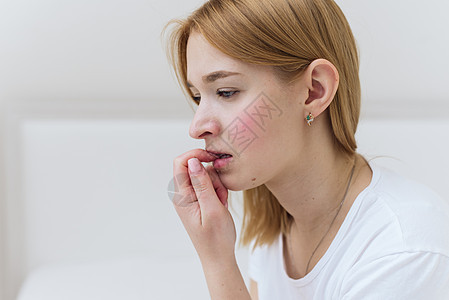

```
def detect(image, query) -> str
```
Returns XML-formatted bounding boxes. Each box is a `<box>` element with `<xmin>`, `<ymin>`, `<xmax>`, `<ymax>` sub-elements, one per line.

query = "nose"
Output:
<box><xmin>188</xmin><ymin>105</ymin><xmax>220</xmax><ymax>140</ymax></box>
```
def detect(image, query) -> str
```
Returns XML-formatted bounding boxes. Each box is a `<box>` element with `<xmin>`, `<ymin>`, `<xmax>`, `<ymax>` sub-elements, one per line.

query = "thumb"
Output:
<box><xmin>188</xmin><ymin>158</ymin><xmax>221</xmax><ymax>212</ymax></box>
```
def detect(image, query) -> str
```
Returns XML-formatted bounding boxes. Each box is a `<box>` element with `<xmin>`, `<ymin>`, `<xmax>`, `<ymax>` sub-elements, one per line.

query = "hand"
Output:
<box><xmin>172</xmin><ymin>148</ymin><xmax>237</xmax><ymax>264</ymax></box>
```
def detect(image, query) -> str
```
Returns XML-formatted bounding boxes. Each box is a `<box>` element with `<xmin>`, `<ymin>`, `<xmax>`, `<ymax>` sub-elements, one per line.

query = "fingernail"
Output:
<box><xmin>188</xmin><ymin>158</ymin><xmax>201</xmax><ymax>174</ymax></box>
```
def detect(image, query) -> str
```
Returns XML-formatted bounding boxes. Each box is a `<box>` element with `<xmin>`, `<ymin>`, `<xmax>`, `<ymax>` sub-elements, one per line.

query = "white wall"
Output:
<box><xmin>339</xmin><ymin>0</ymin><xmax>449</xmax><ymax>117</ymax></box>
<box><xmin>0</xmin><ymin>0</ymin><xmax>448</xmax><ymax>299</ymax></box>
<box><xmin>0</xmin><ymin>0</ymin><xmax>448</xmax><ymax>117</ymax></box>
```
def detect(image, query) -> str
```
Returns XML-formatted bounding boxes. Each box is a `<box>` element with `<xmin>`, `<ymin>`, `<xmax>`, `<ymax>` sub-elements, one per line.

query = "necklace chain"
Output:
<box><xmin>288</xmin><ymin>158</ymin><xmax>357</xmax><ymax>277</ymax></box>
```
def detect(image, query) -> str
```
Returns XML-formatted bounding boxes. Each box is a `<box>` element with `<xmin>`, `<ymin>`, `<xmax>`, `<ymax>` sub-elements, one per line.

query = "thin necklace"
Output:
<box><xmin>288</xmin><ymin>158</ymin><xmax>357</xmax><ymax>277</ymax></box>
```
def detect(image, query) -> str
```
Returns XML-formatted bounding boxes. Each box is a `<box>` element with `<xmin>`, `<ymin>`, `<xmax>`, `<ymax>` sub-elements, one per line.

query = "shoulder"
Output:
<box><xmin>368</xmin><ymin>164</ymin><xmax>449</xmax><ymax>254</ymax></box>
<box><xmin>340</xmin><ymin>165</ymin><xmax>449</xmax><ymax>298</ymax></box>
<box><xmin>373</xmin><ymin>165</ymin><xmax>445</xmax><ymax>209</ymax></box>
<box><xmin>342</xmin><ymin>163</ymin><xmax>449</xmax><ymax>264</ymax></box>
<box><xmin>341</xmin><ymin>251</ymin><xmax>449</xmax><ymax>299</ymax></box>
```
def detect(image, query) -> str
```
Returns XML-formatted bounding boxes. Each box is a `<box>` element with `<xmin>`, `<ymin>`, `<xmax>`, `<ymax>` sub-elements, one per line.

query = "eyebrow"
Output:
<box><xmin>187</xmin><ymin>71</ymin><xmax>242</xmax><ymax>88</ymax></box>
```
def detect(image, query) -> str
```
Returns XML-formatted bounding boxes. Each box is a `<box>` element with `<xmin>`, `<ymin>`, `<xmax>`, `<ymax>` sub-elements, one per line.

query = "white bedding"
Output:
<box><xmin>17</xmin><ymin>255</ymin><xmax>210</xmax><ymax>300</ymax></box>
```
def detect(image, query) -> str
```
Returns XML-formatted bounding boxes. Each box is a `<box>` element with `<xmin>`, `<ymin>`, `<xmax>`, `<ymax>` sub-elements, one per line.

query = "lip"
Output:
<box><xmin>212</xmin><ymin>156</ymin><xmax>233</xmax><ymax>169</ymax></box>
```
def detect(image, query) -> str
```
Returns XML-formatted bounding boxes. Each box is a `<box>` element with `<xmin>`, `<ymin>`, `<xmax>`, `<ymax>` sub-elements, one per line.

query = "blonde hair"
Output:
<box><xmin>163</xmin><ymin>0</ymin><xmax>361</xmax><ymax>251</ymax></box>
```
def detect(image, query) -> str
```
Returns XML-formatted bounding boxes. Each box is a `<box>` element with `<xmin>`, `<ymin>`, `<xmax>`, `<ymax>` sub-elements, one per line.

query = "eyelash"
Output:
<box><xmin>192</xmin><ymin>90</ymin><xmax>239</xmax><ymax>104</ymax></box>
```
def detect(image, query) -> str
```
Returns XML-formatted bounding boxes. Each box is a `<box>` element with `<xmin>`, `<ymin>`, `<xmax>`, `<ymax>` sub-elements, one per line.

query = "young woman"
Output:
<box><xmin>165</xmin><ymin>0</ymin><xmax>449</xmax><ymax>299</ymax></box>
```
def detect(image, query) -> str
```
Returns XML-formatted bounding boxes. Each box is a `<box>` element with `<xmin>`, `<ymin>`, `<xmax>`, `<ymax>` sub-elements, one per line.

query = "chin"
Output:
<box><xmin>220</xmin><ymin>180</ymin><xmax>243</xmax><ymax>192</ymax></box>
<box><xmin>218</xmin><ymin>174</ymin><xmax>260</xmax><ymax>192</ymax></box>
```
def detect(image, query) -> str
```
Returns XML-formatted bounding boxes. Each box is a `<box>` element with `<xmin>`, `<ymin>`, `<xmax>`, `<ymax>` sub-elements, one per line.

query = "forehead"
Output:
<box><xmin>186</xmin><ymin>32</ymin><xmax>247</xmax><ymax>81</ymax></box>
<box><xmin>185</xmin><ymin>31</ymin><xmax>281</xmax><ymax>89</ymax></box>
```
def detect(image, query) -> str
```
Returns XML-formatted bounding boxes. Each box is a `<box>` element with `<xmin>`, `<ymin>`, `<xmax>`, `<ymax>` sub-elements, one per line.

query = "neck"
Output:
<box><xmin>264</xmin><ymin>130</ymin><xmax>356</xmax><ymax>237</ymax></box>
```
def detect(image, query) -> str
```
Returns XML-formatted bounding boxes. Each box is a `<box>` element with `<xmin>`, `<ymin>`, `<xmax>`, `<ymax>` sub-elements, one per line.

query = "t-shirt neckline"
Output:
<box><xmin>279</xmin><ymin>161</ymin><xmax>381</xmax><ymax>287</ymax></box>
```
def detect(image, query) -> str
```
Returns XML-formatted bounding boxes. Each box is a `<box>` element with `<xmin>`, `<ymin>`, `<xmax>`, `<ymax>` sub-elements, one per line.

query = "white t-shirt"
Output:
<box><xmin>248</xmin><ymin>163</ymin><xmax>449</xmax><ymax>299</ymax></box>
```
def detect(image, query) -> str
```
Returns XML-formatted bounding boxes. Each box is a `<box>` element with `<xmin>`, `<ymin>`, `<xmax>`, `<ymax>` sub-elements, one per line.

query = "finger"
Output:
<box><xmin>188</xmin><ymin>158</ymin><xmax>222</xmax><ymax>217</ymax></box>
<box><xmin>205</xmin><ymin>164</ymin><xmax>229</xmax><ymax>209</ymax></box>
<box><xmin>172</xmin><ymin>149</ymin><xmax>216</xmax><ymax>207</ymax></box>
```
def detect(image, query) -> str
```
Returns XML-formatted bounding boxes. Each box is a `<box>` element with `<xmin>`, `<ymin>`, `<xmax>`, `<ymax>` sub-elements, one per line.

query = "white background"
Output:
<box><xmin>1</xmin><ymin>0</ymin><xmax>448</xmax><ymax>118</ymax></box>
<box><xmin>0</xmin><ymin>0</ymin><xmax>448</xmax><ymax>299</ymax></box>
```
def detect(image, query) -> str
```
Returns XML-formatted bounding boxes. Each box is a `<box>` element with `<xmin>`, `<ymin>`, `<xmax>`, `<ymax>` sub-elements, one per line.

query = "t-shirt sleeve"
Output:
<box><xmin>247</xmin><ymin>240</ymin><xmax>264</xmax><ymax>283</ymax></box>
<box><xmin>340</xmin><ymin>251</ymin><xmax>449</xmax><ymax>300</ymax></box>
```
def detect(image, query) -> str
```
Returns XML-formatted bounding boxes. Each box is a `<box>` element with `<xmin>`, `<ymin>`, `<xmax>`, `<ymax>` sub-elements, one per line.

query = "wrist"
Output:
<box><xmin>200</xmin><ymin>253</ymin><xmax>238</xmax><ymax>272</ymax></box>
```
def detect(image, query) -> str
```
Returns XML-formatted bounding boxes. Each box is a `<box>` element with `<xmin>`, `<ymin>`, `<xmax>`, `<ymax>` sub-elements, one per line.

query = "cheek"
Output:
<box><xmin>218</xmin><ymin>112</ymin><xmax>260</xmax><ymax>157</ymax></box>
<box><xmin>219</xmin><ymin>92</ymin><xmax>285</xmax><ymax>157</ymax></box>
<box><xmin>240</xmin><ymin>93</ymin><xmax>284</xmax><ymax>147</ymax></box>
<box><xmin>215</xmin><ymin>92</ymin><xmax>287</xmax><ymax>189</ymax></box>
<box><xmin>243</xmin><ymin>92</ymin><xmax>284</xmax><ymax>132</ymax></box>
<box><xmin>217</xmin><ymin>114</ymin><xmax>280</xmax><ymax>191</ymax></box>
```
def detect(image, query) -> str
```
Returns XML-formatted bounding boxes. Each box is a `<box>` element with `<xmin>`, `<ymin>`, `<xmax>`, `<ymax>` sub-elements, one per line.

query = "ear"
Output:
<box><xmin>303</xmin><ymin>59</ymin><xmax>339</xmax><ymax>119</ymax></box>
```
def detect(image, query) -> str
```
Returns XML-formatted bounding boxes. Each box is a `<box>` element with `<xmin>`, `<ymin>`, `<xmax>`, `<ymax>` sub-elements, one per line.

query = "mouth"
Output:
<box><xmin>206</xmin><ymin>150</ymin><xmax>233</xmax><ymax>160</ymax></box>
<box><xmin>206</xmin><ymin>150</ymin><xmax>234</xmax><ymax>169</ymax></box>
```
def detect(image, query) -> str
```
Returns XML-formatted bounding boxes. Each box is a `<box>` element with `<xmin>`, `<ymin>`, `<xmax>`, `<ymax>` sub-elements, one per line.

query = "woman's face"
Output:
<box><xmin>186</xmin><ymin>31</ymin><xmax>308</xmax><ymax>191</ymax></box>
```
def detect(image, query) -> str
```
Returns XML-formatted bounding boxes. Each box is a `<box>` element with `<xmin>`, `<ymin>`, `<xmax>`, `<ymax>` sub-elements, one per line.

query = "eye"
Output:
<box><xmin>217</xmin><ymin>90</ymin><xmax>238</xmax><ymax>99</ymax></box>
<box><xmin>192</xmin><ymin>95</ymin><xmax>201</xmax><ymax>104</ymax></box>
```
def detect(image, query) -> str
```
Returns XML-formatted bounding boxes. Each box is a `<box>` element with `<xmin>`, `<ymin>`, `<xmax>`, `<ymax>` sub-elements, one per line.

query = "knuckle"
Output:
<box><xmin>173</xmin><ymin>156</ymin><xmax>183</xmax><ymax>167</ymax></box>
<box><xmin>195</xmin><ymin>182</ymin><xmax>208</xmax><ymax>193</ymax></box>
